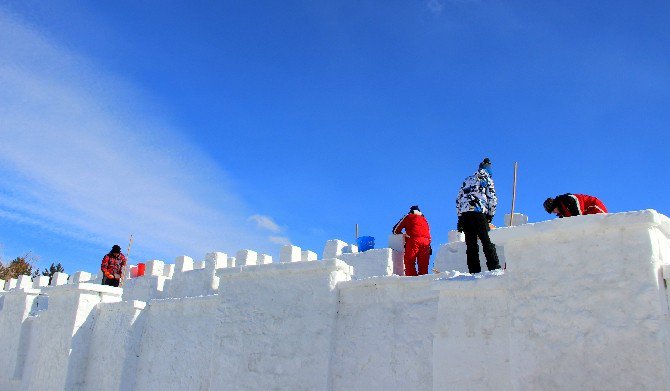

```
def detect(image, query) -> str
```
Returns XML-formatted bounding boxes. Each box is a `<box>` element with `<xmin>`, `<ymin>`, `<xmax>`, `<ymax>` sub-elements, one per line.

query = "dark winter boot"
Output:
<box><xmin>484</xmin><ymin>243</ymin><xmax>501</xmax><ymax>271</ymax></box>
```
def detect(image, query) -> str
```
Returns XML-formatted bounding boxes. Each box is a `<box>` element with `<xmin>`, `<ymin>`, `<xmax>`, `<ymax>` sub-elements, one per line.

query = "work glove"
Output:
<box><xmin>104</xmin><ymin>272</ymin><xmax>114</xmax><ymax>280</ymax></box>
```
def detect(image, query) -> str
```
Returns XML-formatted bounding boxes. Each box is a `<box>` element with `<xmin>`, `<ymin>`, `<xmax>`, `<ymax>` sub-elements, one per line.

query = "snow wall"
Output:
<box><xmin>1</xmin><ymin>210</ymin><xmax>670</xmax><ymax>390</ymax></box>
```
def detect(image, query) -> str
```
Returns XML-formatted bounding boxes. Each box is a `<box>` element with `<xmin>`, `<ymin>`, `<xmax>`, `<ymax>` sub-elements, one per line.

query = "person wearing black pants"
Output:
<box><xmin>458</xmin><ymin>211</ymin><xmax>500</xmax><ymax>273</ymax></box>
<box><xmin>456</xmin><ymin>158</ymin><xmax>501</xmax><ymax>274</ymax></box>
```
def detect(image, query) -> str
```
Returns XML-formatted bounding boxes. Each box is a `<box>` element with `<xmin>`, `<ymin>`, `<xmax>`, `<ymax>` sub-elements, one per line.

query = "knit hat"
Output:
<box><xmin>543</xmin><ymin>197</ymin><xmax>555</xmax><ymax>213</ymax></box>
<box><xmin>111</xmin><ymin>245</ymin><xmax>122</xmax><ymax>254</ymax></box>
<box><xmin>409</xmin><ymin>205</ymin><xmax>421</xmax><ymax>214</ymax></box>
<box><xmin>479</xmin><ymin>158</ymin><xmax>492</xmax><ymax>170</ymax></box>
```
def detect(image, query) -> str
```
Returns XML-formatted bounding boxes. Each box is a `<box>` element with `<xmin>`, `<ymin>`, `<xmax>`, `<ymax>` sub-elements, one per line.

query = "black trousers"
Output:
<box><xmin>459</xmin><ymin>211</ymin><xmax>501</xmax><ymax>273</ymax></box>
<box><xmin>102</xmin><ymin>276</ymin><xmax>120</xmax><ymax>287</ymax></box>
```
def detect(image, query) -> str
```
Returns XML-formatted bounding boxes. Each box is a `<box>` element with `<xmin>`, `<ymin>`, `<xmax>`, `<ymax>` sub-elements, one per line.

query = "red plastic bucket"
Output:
<box><xmin>137</xmin><ymin>263</ymin><xmax>146</xmax><ymax>277</ymax></box>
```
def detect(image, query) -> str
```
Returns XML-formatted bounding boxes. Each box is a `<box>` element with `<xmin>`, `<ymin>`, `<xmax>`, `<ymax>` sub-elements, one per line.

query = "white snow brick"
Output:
<box><xmin>504</xmin><ymin>213</ymin><xmax>528</xmax><ymax>226</ymax></box>
<box><xmin>342</xmin><ymin>244</ymin><xmax>358</xmax><ymax>254</ymax></box>
<box><xmin>33</xmin><ymin>275</ymin><xmax>50</xmax><ymax>288</ymax></box>
<box><xmin>227</xmin><ymin>257</ymin><xmax>236</xmax><ymax>268</ymax></box>
<box><xmin>663</xmin><ymin>264</ymin><xmax>670</xmax><ymax>280</ymax></box>
<box><xmin>236</xmin><ymin>250</ymin><xmax>258</xmax><ymax>266</ymax></box>
<box><xmin>145</xmin><ymin>260</ymin><xmax>165</xmax><ymax>276</ymax></box>
<box><xmin>71</xmin><ymin>271</ymin><xmax>92</xmax><ymax>284</ymax></box>
<box><xmin>195</xmin><ymin>261</ymin><xmax>207</xmax><ymax>270</ymax></box>
<box><xmin>175</xmin><ymin>256</ymin><xmax>194</xmax><ymax>272</ymax></box>
<box><xmin>50</xmin><ymin>272</ymin><xmax>69</xmax><ymax>286</ymax></box>
<box><xmin>163</xmin><ymin>264</ymin><xmax>175</xmax><ymax>278</ymax></box>
<box><xmin>388</xmin><ymin>234</ymin><xmax>405</xmax><ymax>252</ymax></box>
<box><xmin>448</xmin><ymin>230</ymin><xmax>465</xmax><ymax>243</ymax></box>
<box><xmin>205</xmin><ymin>252</ymin><xmax>228</xmax><ymax>269</ymax></box>
<box><xmin>6</xmin><ymin>278</ymin><xmax>17</xmax><ymax>290</ymax></box>
<box><xmin>323</xmin><ymin>239</ymin><xmax>348</xmax><ymax>259</ymax></box>
<box><xmin>281</xmin><ymin>245</ymin><xmax>302</xmax><ymax>263</ymax></box>
<box><xmin>301</xmin><ymin>250</ymin><xmax>317</xmax><ymax>262</ymax></box>
<box><xmin>0</xmin><ymin>278</ymin><xmax>4</xmax><ymax>291</ymax></box>
<box><xmin>17</xmin><ymin>275</ymin><xmax>32</xmax><ymax>289</ymax></box>
<box><xmin>258</xmin><ymin>254</ymin><xmax>273</xmax><ymax>265</ymax></box>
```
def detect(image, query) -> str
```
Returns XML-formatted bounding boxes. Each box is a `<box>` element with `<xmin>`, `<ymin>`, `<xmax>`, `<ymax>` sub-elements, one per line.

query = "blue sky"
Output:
<box><xmin>1</xmin><ymin>0</ymin><xmax>669</xmax><ymax>274</ymax></box>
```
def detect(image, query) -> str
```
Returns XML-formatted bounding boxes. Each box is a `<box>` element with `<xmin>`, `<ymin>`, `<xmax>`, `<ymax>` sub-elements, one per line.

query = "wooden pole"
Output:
<box><xmin>120</xmin><ymin>234</ymin><xmax>133</xmax><ymax>287</ymax></box>
<box><xmin>355</xmin><ymin>224</ymin><xmax>359</xmax><ymax>241</ymax></box>
<box><xmin>509</xmin><ymin>162</ymin><xmax>518</xmax><ymax>226</ymax></box>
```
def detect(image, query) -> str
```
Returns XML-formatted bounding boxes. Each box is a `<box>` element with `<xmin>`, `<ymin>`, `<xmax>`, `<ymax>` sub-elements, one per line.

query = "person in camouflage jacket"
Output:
<box><xmin>456</xmin><ymin>158</ymin><xmax>501</xmax><ymax>273</ymax></box>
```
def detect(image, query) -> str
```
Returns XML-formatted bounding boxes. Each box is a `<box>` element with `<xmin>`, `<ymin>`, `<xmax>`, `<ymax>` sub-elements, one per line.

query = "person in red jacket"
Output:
<box><xmin>393</xmin><ymin>205</ymin><xmax>431</xmax><ymax>276</ymax></box>
<box><xmin>543</xmin><ymin>193</ymin><xmax>608</xmax><ymax>218</ymax></box>
<box><xmin>100</xmin><ymin>245</ymin><xmax>127</xmax><ymax>287</ymax></box>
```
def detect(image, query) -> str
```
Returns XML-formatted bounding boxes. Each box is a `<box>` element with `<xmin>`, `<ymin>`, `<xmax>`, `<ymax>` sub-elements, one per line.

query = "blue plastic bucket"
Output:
<box><xmin>356</xmin><ymin>236</ymin><xmax>375</xmax><ymax>252</ymax></box>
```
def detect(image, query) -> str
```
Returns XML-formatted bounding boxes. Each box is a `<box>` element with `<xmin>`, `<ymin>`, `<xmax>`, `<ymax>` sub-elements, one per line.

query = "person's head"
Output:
<box><xmin>111</xmin><ymin>245</ymin><xmax>122</xmax><ymax>254</ymax></box>
<box><xmin>409</xmin><ymin>205</ymin><xmax>422</xmax><ymax>215</ymax></box>
<box><xmin>543</xmin><ymin>197</ymin><xmax>556</xmax><ymax>214</ymax></box>
<box><xmin>479</xmin><ymin>157</ymin><xmax>492</xmax><ymax>176</ymax></box>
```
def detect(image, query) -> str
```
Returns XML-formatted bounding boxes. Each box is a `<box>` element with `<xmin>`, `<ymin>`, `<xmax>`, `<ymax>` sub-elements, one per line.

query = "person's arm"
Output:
<box><xmin>392</xmin><ymin>215</ymin><xmax>407</xmax><ymax>235</ymax></box>
<box><xmin>485</xmin><ymin>177</ymin><xmax>497</xmax><ymax>221</ymax></box>
<box><xmin>101</xmin><ymin>255</ymin><xmax>113</xmax><ymax>279</ymax></box>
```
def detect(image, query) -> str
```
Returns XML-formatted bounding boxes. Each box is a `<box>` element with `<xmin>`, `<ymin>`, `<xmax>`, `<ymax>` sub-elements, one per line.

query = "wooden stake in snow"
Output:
<box><xmin>120</xmin><ymin>234</ymin><xmax>133</xmax><ymax>287</ymax></box>
<box><xmin>509</xmin><ymin>162</ymin><xmax>518</xmax><ymax>227</ymax></box>
<box><xmin>355</xmin><ymin>224</ymin><xmax>359</xmax><ymax>241</ymax></box>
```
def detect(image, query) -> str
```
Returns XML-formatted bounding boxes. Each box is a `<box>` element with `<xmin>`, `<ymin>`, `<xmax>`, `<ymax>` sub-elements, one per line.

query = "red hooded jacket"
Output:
<box><xmin>392</xmin><ymin>212</ymin><xmax>431</xmax><ymax>240</ymax></box>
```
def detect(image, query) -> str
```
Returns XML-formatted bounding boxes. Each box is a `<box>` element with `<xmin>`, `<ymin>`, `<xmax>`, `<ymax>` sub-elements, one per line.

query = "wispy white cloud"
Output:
<box><xmin>268</xmin><ymin>236</ymin><xmax>291</xmax><ymax>246</ymax></box>
<box><xmin>248</xmin><ymin>214</ymin><xmax>282</xmax><ymax>233</ymax></box>
<box><xmin>0</xmin><ymin>9</ymin><xmax>283</xmax><ymax>264</ymax></box>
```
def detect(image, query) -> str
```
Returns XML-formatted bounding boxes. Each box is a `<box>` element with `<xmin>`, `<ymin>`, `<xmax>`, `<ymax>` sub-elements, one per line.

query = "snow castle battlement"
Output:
<box><xmin>1</xmin><ymin>210</ymin><xmax>670</xmax><ymax>390</ymax></box>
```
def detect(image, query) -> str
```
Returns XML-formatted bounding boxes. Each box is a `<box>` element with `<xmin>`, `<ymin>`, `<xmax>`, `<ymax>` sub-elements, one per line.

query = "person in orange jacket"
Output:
<box><xmin>100</xmin><ymin>245</ymin><xmax>126</xmax><ymax>287</ymax></box>
<box><xmin>393</xmin><ymin>205</ymin><xmax>432</xmax><ymax>276</ymax></box>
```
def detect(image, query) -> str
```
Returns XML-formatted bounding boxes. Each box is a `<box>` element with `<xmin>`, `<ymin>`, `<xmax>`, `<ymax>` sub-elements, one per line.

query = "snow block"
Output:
<box><xmin>236</xmin><ymin>249</ymin><xmax>258</xmax><ymax>266</ymax></box>
<box><xmin>504</xmin><ymin>213</ymin><xmax>528</xmax><ymax>226</ymax></box>
<box><xmin>175</xmin><ymin>256</ymin><xmax>194</xmax><ymax>272</ymax></box>
<box><xmin>227</xmin><ymin>257</ymin><xmax>236</xmax><ymax>268</ymax></box>
<box><xmin>323</xmin><ymin>239</ymin><xmax>348</xmax><ymax>259</ymax></box>
<box><xmin>6</xmin><ymin>278</ymin><xmax>17</xmax><ymax>290</ymax></box>
<box><xmin>163</xmin><ymin>264</ymin><xmax>175</xmax><ymax>278</ymax></box>
<box><xmin>195</xmin><ymin>261</ymin><xmax>206</xmax><ymax>270</ymax></box>
<box><xmin>301</xmin><ymin>250</ymin><xmax>317</xmax><ymax>262</ymax></box>
<box><xmin>343</xmin><ymin>244</ymin><xmax>358</xmax><ymax>254</ymax></box>
<box><xmin>71</xmin><ymin>271</ymin><xmax>92</xmax><ymax>284</ymax></box>
<box><xmin>448</xmin><ymin>230</ymin><xmax>464</xmax><ymax>243</ymax></box>
<box><xmin>0</xmin><ymin>278</ymin><xmax>4</xmax><ymax>291</ymax></box>
<box><xmin>16</xmin><ymin>275</ymin><xmax>32</xmax><ymax>289</ymax></box>
<box><xmin>145</xmin><ymin>260</ymin><xmax>165</xmax><ymax>277</ymax></box>
<box><xmin>280</xmin><ymin>245</ymin><xmax>302</xmax><ymax>263</ymax></box>
<box><xmin>258</xmin><ymin>254</ymin><xmax>273</xmax><ymax>265</ymax></box>
<box><xmin>50</xmin><ymin>272</ymin><xmax>69</xmax><ymax>286</ymax></box>
<box><xmin>205</xmin><ymin>252</ymin><xmax>227</xmax><ymax>269</ymax></box>
<box><xmin>388</xmin><ymin>234</ymin><xmax>405</xmax><ymax>252</ymax></box>
<box><xmin>33</xmin><ymin>276</ymin><xmax>50</xmax><ymax>288</ymax></box>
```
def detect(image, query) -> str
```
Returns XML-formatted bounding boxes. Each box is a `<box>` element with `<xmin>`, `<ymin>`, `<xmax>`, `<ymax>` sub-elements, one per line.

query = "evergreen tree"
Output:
<box><xmin>40</xmin><ymin>262</ymin><xmax>65</xmax><ymax>285</ymax></box>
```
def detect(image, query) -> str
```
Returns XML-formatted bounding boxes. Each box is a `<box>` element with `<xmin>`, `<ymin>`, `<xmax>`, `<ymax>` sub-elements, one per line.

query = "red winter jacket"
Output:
<box><xmin>392</xmin><ymin>212</ymin><xmax>431</xmax><ymax>241</ymax></box>
<box><xmin>101</xmin><ymin>253</ymin><xmax>127</xmax><ymax>280</ymax></box>
<box><xmin>554</xmin><ymin>193</ymin><xmax>608</xmax><ymax>218</ymax></box>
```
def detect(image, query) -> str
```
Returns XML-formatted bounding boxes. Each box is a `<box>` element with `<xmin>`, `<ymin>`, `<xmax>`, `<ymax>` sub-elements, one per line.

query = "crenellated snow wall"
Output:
<box><xmin>1</xmin><ymin>210</ymin><xmax>670</xmax><ymax>390</ymax></box>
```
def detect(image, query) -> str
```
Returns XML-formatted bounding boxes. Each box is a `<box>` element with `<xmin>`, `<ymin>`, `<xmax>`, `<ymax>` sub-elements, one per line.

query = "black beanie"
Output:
<box><xmin>479</xmin><ymin>158</ymin><xmax>492</xmax><ymax>169</ymax></box>
<box><xmin>409</xmin><ymin>205</ymin><xmax>420</xmax><ymax>213</ymax></box>
<box><xmin>111</xmin><ymin>245</ymin><xmax>121</xmax><ymax>253</ymax></box>
<box><xmin>543</xmin><ymin>198</ymin><xmax>555</xmax><ymax>213</ymax></box>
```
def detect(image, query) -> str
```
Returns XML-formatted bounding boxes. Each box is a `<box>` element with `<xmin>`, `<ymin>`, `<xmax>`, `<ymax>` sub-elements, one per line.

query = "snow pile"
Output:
<box><xmin>0</xmin><ymin>210</ymin><xmax>670</xmax><ymax>390</ymax></box>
